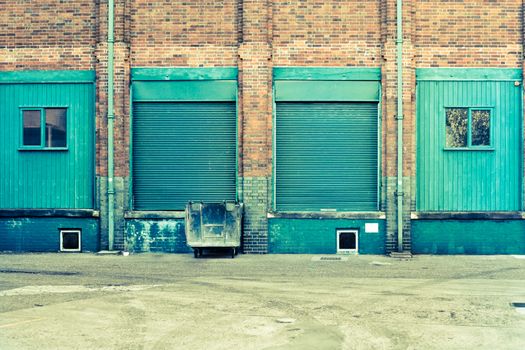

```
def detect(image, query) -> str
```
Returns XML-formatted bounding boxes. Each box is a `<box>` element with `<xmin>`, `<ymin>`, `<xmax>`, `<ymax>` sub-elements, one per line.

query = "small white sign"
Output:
<box><xmin>365</xmin><ymin>223</ymin><xmax>379</xmax><ymax>233</ymax></box>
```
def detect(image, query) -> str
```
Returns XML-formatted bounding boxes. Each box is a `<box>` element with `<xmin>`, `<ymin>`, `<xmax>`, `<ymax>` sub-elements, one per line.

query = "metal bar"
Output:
<box><xmin>129</xmin><ymin>83</ymin><xmax>134</xmax><ymax>209</ymax></box>
<box><xmin>107</xmin><ymin>0</ymin><xmax>115</xmax><ymax>250</ymax></box>
<box><xmin>396</xmin><ymin>0</ymin><xmax>404</xmax><ymax>252</ymax></box>
<box><xmin>377</xmin><ymin>87</ymin><xmax>382</xmax><ymax>210</ymax></box>
<box><xmin>235</xmin><ymin>81</ymin><xmax>239</xmax><ymax>202</ymax></box>
<box><xmin>272</xmin><ymin>81</ymin><xmax>277</xmax><ymax>211</ymax></box>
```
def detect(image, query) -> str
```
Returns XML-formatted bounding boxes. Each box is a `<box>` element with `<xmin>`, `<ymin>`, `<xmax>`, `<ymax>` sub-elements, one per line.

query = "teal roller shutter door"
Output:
<box><xmin>133</xmin><ymin>102</ymin><xmax>236</xmax><ymax>210</ymax></box>
<box><xmin>276</xmin><ymin>102</ymin><xmax>378</xmax><ymax>211</ymax></box>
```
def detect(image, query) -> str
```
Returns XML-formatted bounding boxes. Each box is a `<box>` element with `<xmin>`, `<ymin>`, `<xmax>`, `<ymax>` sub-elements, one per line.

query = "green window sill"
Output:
<box><xmin>443</xmin><ymin>147</ymin><xmax>494</xmax><ymax>152</ymax></box>
<box><xmin>267</xmin><ymin>211</ymin><xmax>386</xmax><ymax>219</ymax></box>
<box><xmin>18</xmin><ymin>147</ymin><xmax>69</xmax><ymax>152</ymax></box>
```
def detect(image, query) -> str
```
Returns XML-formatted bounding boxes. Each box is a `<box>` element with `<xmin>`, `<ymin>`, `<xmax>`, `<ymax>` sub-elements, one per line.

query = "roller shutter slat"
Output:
<box><xmin>276</xmin><ymin>102</ymin><xmax>378</xmax><ymax>211</ymax></box>
<box><xmin>133</xmin><ymin>102</ymin><xmax>236</xmax><ymax>210</ymax></box>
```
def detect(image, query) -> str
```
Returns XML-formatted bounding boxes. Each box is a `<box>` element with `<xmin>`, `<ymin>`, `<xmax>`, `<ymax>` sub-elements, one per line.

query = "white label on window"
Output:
<box><xmin>365</xmin><ymin>223</ymin><xmax>379</xmax><ymax>233</ymax></box>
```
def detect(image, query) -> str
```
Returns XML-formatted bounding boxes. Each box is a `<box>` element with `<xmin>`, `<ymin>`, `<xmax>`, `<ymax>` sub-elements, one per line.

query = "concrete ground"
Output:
<box><xmin>0</xmin><ymin>253</ymin><xmax>524</xmax><ymax>350</ymax></box>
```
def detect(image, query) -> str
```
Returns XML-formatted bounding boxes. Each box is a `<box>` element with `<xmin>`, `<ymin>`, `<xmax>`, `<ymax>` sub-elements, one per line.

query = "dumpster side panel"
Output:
<box><xmin>185</xmin><ymin>205</ymin><xmax>203</xmax><ymax>246</ymax></box>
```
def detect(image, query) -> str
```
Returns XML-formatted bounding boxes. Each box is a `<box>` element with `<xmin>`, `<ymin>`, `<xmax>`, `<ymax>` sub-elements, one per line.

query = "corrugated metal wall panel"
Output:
<box><xmin>0</xmin><ymin>83</ymin><xmax>94</xmax><ymax>209</ymax></box>
<box><xmin>276</xmin><ymin>103</ymin><xmax>378</xmax><ymax>211</ymax></box>
<box><xmin>133</xmin><ymin>102</ymin><xmax>236</xmax><ymax>210</ymax></box>
<box><xmin>416</xmin><ymin>80</ymin><xmax>522</xmax><ymax>211</ymax></box>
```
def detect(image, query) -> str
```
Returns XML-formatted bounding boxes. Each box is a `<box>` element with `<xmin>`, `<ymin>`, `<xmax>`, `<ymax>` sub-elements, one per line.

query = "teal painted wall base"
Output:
<box><xmin>412</xmin><ymin>220</ymin><xmax>525</xmax><ymax>254</ymax></box>
<box><xmin>126</xmin><ymin>219</ymin><xmax>191</xmax><ymax>253</ymax></box>
<box><xmin>268</xmin><ymin>219</ymin><xmax>386</xmax><ymax>254</ymax></box>
<box><xmin>0</xmin><ymin>218</ymin><xmax>98</xmax><ymax>252</ymax></box>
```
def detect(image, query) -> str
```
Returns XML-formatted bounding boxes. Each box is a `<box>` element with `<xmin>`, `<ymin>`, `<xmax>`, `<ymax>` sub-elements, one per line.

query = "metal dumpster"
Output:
<box><xmin>185</xmin><ymin>201</ymin><xmax>243</xmax><ymax>258</ymax></box>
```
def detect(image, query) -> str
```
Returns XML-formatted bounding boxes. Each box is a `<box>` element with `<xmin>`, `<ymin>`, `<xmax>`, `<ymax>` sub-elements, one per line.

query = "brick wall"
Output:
<box><xmin>130</xmin><ymin>0</ymin><xmax>239</xmax><ymax>67</ymax></box>
<box><xmin>272</xmin><ymin>0</ymin><xmax>382</xmax><ymax>66</ymax></box>
<box><xmin>415</xmin><ymin>0</ymin><xmax>522</xmax><ymax>67</ymax></box>
<box><xmin>2</xmin><ymin>1</ymin><xmax>524</xmax><ymax>253</ymax></box>
<box><xmin>0</xmin><ymin>0</ymin><xmax>97</xmax><ymax>70</ymax></box>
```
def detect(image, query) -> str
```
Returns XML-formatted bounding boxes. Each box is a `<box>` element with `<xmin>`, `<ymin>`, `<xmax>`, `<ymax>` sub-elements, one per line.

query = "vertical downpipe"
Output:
<box><xmin>396</xmin><ymin>0</ymin><xmax>404</xmax><ymax>252</ymax></box>
<box><xmin>107</xmin><ymin>0</ymin><xmax>115</xmax><ymax>250</ymax></box>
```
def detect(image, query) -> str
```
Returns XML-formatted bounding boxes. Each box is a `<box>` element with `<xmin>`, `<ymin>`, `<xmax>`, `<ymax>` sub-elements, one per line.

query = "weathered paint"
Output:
<box><xmin>412</xmin><ymin>220</ymin><xmax>525</xmax><ymax>254</ymax></box>
<box><xmin>0</xmin><ymin>80</ymin><xmax>95</xmax><ymax>209</ymax></box>
<box><xmin>273</xmin><ymin>67</ymin><xmax>381</xmax><ymax>81</ymax></box>
<box><xmin>131</xmin><ymin>67</ymin><xmax>238</xmax><ymax>81</ymax></box>
<box><xmin>0</xmin><ymin>218</ymin><xmax>98</xmax><ymax>252</ymax></box>
<box><xmin>416</xmin><ymin>68</ymin><xmax>522</xmax><ymax>81</ymax></box>
<box><xmin>268</xmin><ymin>219</ymin><xmax>386</xmax><ymax>254</ymax></box>
<box><xmin>126</xmin><ymin>219</ymin><xmax>191</xmax><ymax>253</ymax></box>
<box><xmin>132</xmin><ymin>81</ymin><xmax>237</xmax><ymax>102</ymax></box>
<box><xmin>416</xmin><ymin>72</ymin><xmax>522</xmax><ymax>211</ymax></box>
<box><xmin>275</xmin><ymin>81</ymin><xmax>380</xmax><ymax>102</ymax></box>
<box><xmin>0</xmin><ymin>70</ymin><xmax>96</xmax><ymax>83</ymax></box>
<box><xmin>131</xmin><ymin>67</ymin><xmax>238</xmax><ymax>102</ymax></box>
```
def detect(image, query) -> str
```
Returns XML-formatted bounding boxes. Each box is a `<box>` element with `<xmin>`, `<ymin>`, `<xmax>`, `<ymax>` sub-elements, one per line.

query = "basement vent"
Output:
<box><xmin>60</xmin><ymin>229</ymin><xmax>81</xmax><ymax>252</ymax></box>
<box><xmin>337</xmin><ymin>229</ymin><xmax>358</xmax><ymax>254</ymax></box>
<box><xmin>311</xmin><ymin>256</ymin><xmax>348</xmax><ymax>262</ymax></box>
<box><xmin>320</xmin><ymin>257</ymin><xmax>343</xmax><ymax>261</ymax></box>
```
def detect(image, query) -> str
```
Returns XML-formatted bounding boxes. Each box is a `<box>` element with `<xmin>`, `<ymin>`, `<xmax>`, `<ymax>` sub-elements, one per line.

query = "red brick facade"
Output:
<box><xmin>0</xmin><ymin>0</ymin><xmax>97</xmax><ymax>70</ymax></box>
<box><xmin>415</xmin><ymin>0</ymin><xmax>522</xmax><ymax>67</ymax></box>
<box><xmin>1</xmin><ymin>1</ymin><xmax>523</xmax><ymax>253</ymax></box>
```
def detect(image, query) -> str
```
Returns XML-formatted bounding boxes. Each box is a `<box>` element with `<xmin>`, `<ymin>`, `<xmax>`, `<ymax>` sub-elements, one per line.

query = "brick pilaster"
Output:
<box><xmin>96</xmin><ymin>0</ymin><xmax>130</xmax><ymax>250</ymax></box>
<box><xmin>382</xmin><ymin>0</ymin><xmax>414</xmax><ymax>252</ymax></box>
<box><xmin>239</xmin><ymin>1</ymin><xmax>273</xmax><ymax>253</ymax></box>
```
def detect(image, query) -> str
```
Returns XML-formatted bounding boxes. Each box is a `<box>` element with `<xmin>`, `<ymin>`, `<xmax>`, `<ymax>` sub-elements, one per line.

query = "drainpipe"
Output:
<box><xmin>396</xmin><ymin>0</ymin><xmax>404</xmax><ymax>252</ymax></box>
<box><xmin>107</xmin><ymin>0</ymin><xmax>115</xmax><ymax>250</ymax></box>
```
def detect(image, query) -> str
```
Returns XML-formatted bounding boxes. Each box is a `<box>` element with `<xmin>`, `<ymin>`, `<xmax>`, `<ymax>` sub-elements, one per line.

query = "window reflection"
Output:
<box><xmin>23</xmin><ymin>110</ymin><xmax>41</xmax><ymax>146</ymax></box>
<box><xmin>45</xmin><ymin>108</ymin><xmax>67</xmax><ymax>147</ymax></box>
<box><xmin>471</xmin><ymin>110</ymin><xmax>490</xmax><ymax>146</ymax></box>
<box><xmin>446</xmin><ymin>108</ymin><xmax>468</xmax><ymax>148</ymax></box>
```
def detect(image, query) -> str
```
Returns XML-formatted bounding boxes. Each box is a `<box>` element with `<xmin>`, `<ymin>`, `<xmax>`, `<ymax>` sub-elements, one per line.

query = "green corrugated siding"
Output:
<box><xmin>0</xmin><ymin>83</ymin><xmax>94</xmax><ymax>209</ymax></box>
<box><xmin>133</xmin><ymin>102</ymin><xmax>236</xmax><ymax>210</ymax></box>
<box><xmin>276</xmin><ymin>103</ymin><xmax>378</xmax><ymax>211</ymax></box>
<box><xmin>416</xmin><ymin>79</ymin><xmax>522</xmax><ymax>211</ymax></box>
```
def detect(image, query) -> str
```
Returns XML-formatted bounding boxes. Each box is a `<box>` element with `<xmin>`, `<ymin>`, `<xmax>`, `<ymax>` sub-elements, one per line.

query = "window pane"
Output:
<box><xmin>471</xmin><ymin>110</ymin><xmax>490</xmax><ymax>146</ymax></box>
<box><xmin>446</xmin><ymin>108</ymin><xmax>468</xmax><ymax>147</ymax></box>
<box><xmin>23</xmin><ymin>110</ymin><xmax>41</xmax><ymax>146</ymax></box>
<box><xmin>45</xmin><ymin>108</ymin><xmax>67</xmax><ymax>147</ymax></box>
